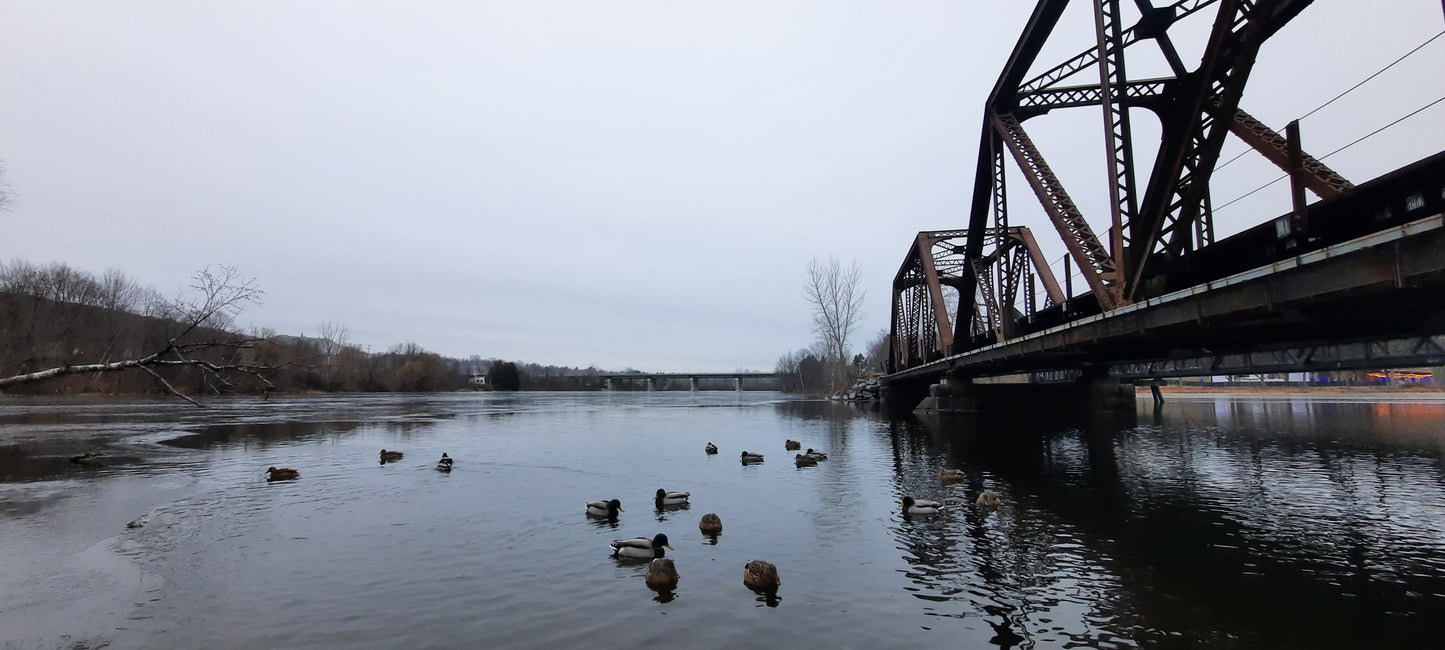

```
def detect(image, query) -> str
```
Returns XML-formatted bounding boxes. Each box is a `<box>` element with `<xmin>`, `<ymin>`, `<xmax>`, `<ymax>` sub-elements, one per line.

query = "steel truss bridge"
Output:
<box><xmin>887</xmin><ymin>0</ymin><xmax>1445</xmax><ymax>392</ymax></box>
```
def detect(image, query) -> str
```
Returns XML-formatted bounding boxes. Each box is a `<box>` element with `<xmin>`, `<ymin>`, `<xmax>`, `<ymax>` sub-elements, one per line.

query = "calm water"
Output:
<box><xmin>2</xmin><ymin>391</ymin><xmax>1444</xmax><ymax>648</ymax></box>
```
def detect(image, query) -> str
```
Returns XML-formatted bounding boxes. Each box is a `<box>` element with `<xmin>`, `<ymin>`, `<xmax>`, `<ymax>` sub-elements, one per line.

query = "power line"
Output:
<box><xmin>1214</xmin><ymin>93</ymin><xmax>1445</xmax><ymax>213</ymax></box>
<box><xmin>1215</xmin><ymin>29</ymin><xmax>1443</xmax><ymax>173</ymax></box>
<box><xmin>1317</xmin><ymin>94</ymin><xmax>1445</xmax><ymax>160</ymax></box>
<box><xmin>1296</xmin><ymin>30</ymin><xmax>1444</xmax><ymax>123</ymax></box>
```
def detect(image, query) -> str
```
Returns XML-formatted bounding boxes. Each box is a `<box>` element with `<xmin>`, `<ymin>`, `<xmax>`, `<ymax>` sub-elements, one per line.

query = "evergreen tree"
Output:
<box><xmin>488</xmin><ymin>361</ymin><xmax>522</xmax><ymax>390</ymax></box>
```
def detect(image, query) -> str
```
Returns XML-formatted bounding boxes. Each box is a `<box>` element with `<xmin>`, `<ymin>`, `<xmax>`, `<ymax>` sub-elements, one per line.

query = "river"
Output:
<box><xmin>1</xmin><ymin>391</ymin><xmax>1443</xmax><ymax>648</ymax></box>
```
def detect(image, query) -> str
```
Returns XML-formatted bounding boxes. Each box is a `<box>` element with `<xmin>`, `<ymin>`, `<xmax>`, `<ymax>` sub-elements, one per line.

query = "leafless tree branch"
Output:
<box><xmin>0</xmin><ymin>266</ymin><xmax>273</xmax><ymax>404</ymax></box>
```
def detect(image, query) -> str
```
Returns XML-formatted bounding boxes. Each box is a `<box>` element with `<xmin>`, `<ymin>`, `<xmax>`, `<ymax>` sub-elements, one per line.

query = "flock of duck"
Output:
<box><xmin>260</xmin><ymin>439</ymin><xmax>1002</xmax><ymax>599</ymax></box>
<box><xmin>264</xmin><ymin>449</ymin><xmax>450</xmax><ymax>482</ymax></box>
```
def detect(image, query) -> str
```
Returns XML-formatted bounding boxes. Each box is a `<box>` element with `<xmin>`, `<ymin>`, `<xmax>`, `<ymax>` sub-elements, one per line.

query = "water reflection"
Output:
<box><xmin>896</xmin><ymin>397</ymin><xmax>1445</xmax><ymax>648</ymax></box>
<box><xmin>3</xmin><ymin>392</ymin><xmax>1443</xmax><ymax>649</ymax></box>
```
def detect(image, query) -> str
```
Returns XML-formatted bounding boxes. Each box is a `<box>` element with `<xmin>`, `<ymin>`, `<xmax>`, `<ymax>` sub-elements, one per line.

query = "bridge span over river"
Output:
<box><xmin>882</xmin><ymin>0</ymin><xmax>1445</xmax><ymax>412</ymax></box>
<box><xmin>603</xmin><ymin>373</ymin><xmax>779</xmax><ymax>392</ymax></box>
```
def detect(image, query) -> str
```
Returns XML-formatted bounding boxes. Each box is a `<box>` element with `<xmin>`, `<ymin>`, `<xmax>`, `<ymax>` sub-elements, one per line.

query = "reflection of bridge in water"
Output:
<box><xmin>885</xmin><ymin>398</ymin><xmax>1445</xmax><ymax>647</ymax></box>
<box><xmin>602</xmin><ymin>372</ymin><xmax>779</xmax><ymax>392</ymax></box>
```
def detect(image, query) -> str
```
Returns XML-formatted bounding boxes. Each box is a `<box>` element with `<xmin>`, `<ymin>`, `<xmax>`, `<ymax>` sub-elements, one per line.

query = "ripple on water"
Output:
<box><xmin>6</xmin><ymin>394</ymin><xmax>1445</xmax><ymax>648</ymax></box>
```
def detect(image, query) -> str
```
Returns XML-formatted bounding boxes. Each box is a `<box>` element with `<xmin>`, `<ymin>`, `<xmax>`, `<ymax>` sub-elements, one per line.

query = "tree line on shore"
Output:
<box><xmin>0</xmin><ymin>260</ymin><xmax>671</xmax><ymax>399</ymax></box>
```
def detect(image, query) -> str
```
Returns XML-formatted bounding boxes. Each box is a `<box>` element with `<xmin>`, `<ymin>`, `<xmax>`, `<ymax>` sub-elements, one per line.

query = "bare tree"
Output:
<box><xmin>0</xmin><ymin>160</ymin><xmax>13</xmax><ymax>212</ymax></box>
<box><xmin>316</xmin><ymin>320</ymin><xmax>349</xmax><ymax>379</ymax></box>
<box><xmin>864</xmin><ymin>328</ymin><xmax>889</xmax><ymax>373</ymax></box>
<box><xmin>803</xmin><ymin>256</ymin><xmax>866</xmax><ymax>390</ymax></box>
<box><xmin>0</xmin><ymin>265</ymin><xmax>276</xmax><ymax>405</ymax></box>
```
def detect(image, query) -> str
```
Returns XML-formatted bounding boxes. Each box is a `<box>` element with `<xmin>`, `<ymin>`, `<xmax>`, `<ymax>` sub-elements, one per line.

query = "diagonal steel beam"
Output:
<box><xmin>995</xmin><ymin>112</ymin><xmax>1124</xmax><ymax>310</ymax></box>
<box><xmin>915</xmin><ymin>233</ymin><xmax>956</xmax><ymax>351</ymax></box>
<box><xmin>1227</xmin><ymin>106</ymin><xmax>1354</xmax><ymax>198</ymax></box>
<box><xmin>1129</xmin><ymin>0</ymin><xmax>1315</xmax><ymax>299</ymax></box>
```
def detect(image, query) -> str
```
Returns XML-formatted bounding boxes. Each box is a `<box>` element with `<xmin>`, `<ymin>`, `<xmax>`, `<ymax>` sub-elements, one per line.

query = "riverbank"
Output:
<box><xmin>1142</xmin><ymin>384</ymin><xmax>1443</xmax><ymax>395</ymax></box>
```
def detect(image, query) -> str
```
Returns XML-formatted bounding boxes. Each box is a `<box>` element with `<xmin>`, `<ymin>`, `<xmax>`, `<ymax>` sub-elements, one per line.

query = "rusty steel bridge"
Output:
<box><xmin>885</xmin><ymin>0</ymin><xmax>1445</xmax><ymax>402</ymax></box>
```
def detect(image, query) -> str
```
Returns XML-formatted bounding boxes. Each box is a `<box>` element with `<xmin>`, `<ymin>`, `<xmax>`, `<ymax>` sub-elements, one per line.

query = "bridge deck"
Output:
<box><xmin>889</xmin><ymin>212</ymin><xmax>1445</xmax><ymax>384</ymax></box>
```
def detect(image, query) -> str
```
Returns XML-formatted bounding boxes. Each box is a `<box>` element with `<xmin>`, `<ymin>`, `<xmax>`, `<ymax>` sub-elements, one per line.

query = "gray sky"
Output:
<box><xmin>2</xmin><ymin>1</ymin><xmax>1441</xmax><ymax>371</ymax></box>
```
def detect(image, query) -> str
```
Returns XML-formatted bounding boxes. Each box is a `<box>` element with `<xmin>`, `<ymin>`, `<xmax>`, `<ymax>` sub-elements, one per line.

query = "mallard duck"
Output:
<box><xmin>804</xmin><ymin>448</ymin><xmax>828</xmax><ymax>461</ymax></box>
<box><xmin>705</xmin><ymin>442</ymin><xmax>718</xmax><ymax>455</ymax></box>
<box><xmin>901</xmin><ymin>496</ymin><xmax>942</xmax><ymax>516</ymax></box>
<box><xmin>794</xmin><ymin>453</ymin><xmax>817</xmax><ymax>467</ymax></box>
<box><xmin>784</xmin><ymin>439</ymin><xmax>801</xmax><ymax>450</ymax></box>
<box><xmin>436</xmin><ymin>453</ymin><xmax>453</xmax><ymax>472</ymax></box>
<box><xmin>699</xmin><ymin>513</ymin><xmax>723</xmax><ymax>534</ymax></box>
<box><xmin>655</xmin><ymin>489</ymin><xmax>690</xmax><ymax>508</ymax></box>
<box><xmin>70</xmin><ymin>452</ymin><xmax>104</xmax><ymax>468</ymax></box>
<box><xmin>743</xmin><ymin>560</ymin><xmax>780</xmax><ymax>592</ymax></box>
<box><xmin>976</xmin><ymin>492</ymin><xmax>1003</xmax><ymax>508</ymax></box>
<box><xmin>266</xmin><ymin>467</ymin><xmax>300</xmax><ymax>481</ymax></box>
<box><xmin>379</xmin><ymin>449</ymin><xmax>404</xmax><ymax>463</ymax></box>
<box><xmin>610</xmin><ymin>533</ymin><xmax>673</xmax><ymax>559</ymax></box>
<box><xmin>739</xmin><ymin>451</ymin><xmax>764</xmax><ymax>464</ymax></box>
<box><xmin>940</xmin><ymin>469</ymin><xmax>967</xmax><ymax>483</ymax></box>
<box><xmin>645</xmin><ymin>558</ymin><xmax>679</xmax><ymax>590</ymax></box>
<box><xmin>587</xmin><ymin>498</ymin><xmax>624</xmax><ymax>518</ymax></box>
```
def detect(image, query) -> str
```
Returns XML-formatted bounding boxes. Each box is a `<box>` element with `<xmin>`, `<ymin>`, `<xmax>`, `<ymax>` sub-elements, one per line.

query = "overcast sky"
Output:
<box><xmin>2</xmin><ymin>1</ymin><xmax>1441</xmax><ymax>371</ymax></box>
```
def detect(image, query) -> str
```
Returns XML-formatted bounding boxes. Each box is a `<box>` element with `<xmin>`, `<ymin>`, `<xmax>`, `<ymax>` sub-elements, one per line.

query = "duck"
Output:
<box><xmin>705</xmin><ymin>442</ymin><xmax>718</xmax><ymax>455</ymax></box>
<box><xmin>435</xmin><ymin>453</ymin><xmax>453</xmax><ymax>472</ymax></box>
<box><xmin>743</xmin><ymin>560</ymin><xmax>781</xmax><ymax>592</ymax></box>
<box><xmin>794</xmin><ymin>453</ymin><xmax>817</xmax><ymax>467</ymax></box>
<box><xmin>699</xmin><ymin>513</ymin><xmax>723</xmax><ymax>534</ymax></box>
<box><xmin>587</xmin><ymin>498</ymin><xmax>624</xmax><ymax>518</ymax></box>
<box><xmin>610</xmin><ymin>533</ymin><xmax>673</xmax><ymax>559</ymax></box>
<box><xmin>804</xmin><ymin>448</ymin><xmax>828</xmax><ymax>461</ymax></box>
<box><xmin>784</xmin><ymin>439</ymin><xmax>801</xmax><ymax>451</ymax></box>
<box><xmin>379</xmin><ymin>449</ymin><xmax>404</xmax><ymax>463</ymax></box>
<box><xmin>645</xmin><ymin>558</ymin><xmax>680</xmax><ymax>590</ymax></box>
<box><xmin>940</xmin><ymin>469</ymin><xmax>967</xmax><ymax>483</ymax></box>
<box><xmin>739</xmin><ymin>451</ymin><xmax>764</xmax><ymax>464</ymax></box>
<box><xmin>655</xmin><ymin>489</ymin><xmax>690</xmax><ymax>508</ymax></box>
<box><xmin>70</xmin><ymin>452</ymin><xmax>104</xmax><ymax>468</ymax></box>
<box><xmin>901</xmin><ymin>496</ymin><xmax>942</xmax><ymax>516</ymax></box>
<box><xmin>265</xmin><ymin>467</ymin><xmax>300</xmax><ymax>481</ymax></box>
<box><xmin>976</xmin><ymin>492</ymin><xmax>1003</xmax><ymax>508</ymax></box>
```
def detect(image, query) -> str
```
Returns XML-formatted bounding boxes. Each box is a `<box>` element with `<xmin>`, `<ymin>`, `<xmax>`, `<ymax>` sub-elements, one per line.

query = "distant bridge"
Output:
<box><xmin>603</xmin><ymin>373</ymin><xmax>779</xmax><ymax>391</ymax></box>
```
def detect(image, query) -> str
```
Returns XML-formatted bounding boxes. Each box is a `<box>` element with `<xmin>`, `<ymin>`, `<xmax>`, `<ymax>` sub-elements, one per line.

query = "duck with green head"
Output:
<box><xmin>655</xmin><ymin>489</ymin><xmax>690</xmax><ymax>508</ymax></box>
<box><xmin>587</xmin><ymin>498</ymin><xmax>623</xmax><ymax>519</ymax></box>
<box><xmin>901</xmin><ymin>496</ymin><xmax>942</xmax><ymax>516</ymax></box>
<box><xmin>610</xmin><ymin>533</ymin><xmax>673</xmax><ymax>560</ymax></box>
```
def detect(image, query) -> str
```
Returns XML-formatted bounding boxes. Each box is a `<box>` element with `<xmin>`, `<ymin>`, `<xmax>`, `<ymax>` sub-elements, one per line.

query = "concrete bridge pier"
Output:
<box><xmin>690</xmin><ymin>377</ymin><xmax>699</xmax><ymax>392</ymax></box>
<box><xmin>646</xmin><ymin>377</ymin><xmax>656</xmax><ymax>392</ymax></box>
<box><xmin>605</xmin><ymin>378</ymin><xmax>614</xmax><ymax>392</ymax></box>
<box><xmin>734</xmin><ymin>377</ymin><xmax>742</xmax><ymax>392</ymax></box>
<box><xmin>911</xmin><ymin>372</ymin><xmax>1134</xmax><ymax>418</ymax></box>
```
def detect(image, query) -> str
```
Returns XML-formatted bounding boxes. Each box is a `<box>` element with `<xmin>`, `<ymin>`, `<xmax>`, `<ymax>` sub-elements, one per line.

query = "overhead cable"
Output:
<box><xmin>1216</xmin><ymin>29</ymin><xmax>1444</xmax><ymax>173</ymax></box>
<box><xmin>1214</xmin><ymin>93</ymin><xmax>1445</xmax><ymax>213</ymax></box>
